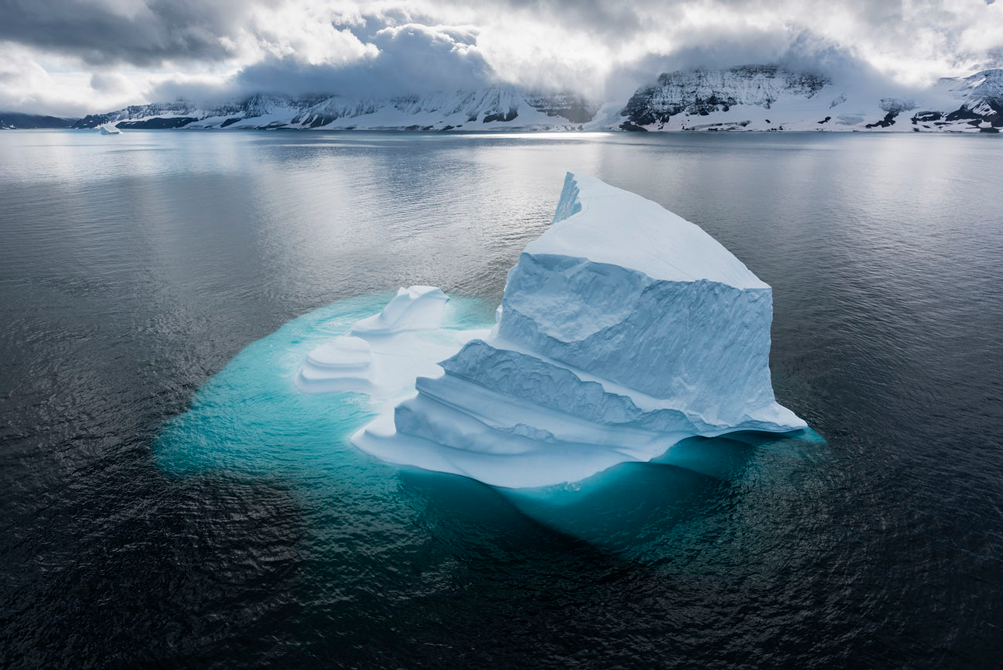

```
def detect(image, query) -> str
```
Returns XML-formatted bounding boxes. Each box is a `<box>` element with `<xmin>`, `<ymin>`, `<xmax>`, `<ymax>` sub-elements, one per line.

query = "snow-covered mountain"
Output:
<box><xmin>72</xmin><ymin>88</ymin><xmax>599</xmax><ymax>131</ymax></box>
<box><xmin>614</xmin><ymin>65</ymin><xmax>1003</xmax><ymax>133</ymax></box>
<box><xmin>52</xmin><ymin>66</ymin><xmax>1003</xmax><ymax>133</ymax></box>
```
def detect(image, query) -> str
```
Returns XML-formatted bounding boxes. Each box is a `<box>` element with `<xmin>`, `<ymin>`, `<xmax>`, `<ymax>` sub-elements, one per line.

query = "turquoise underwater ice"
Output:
<box><xmin>154</xmin><ymin>292</ymin><xmax>495</xmax><ymax>481</ymax></box>
<box><xmin>154</xmin><ymin>292</ymin><xmax>823</xmax><ymax>560</ymax></box>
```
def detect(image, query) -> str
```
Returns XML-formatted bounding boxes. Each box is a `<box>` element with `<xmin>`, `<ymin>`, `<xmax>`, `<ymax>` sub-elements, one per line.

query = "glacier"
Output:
<box><xmin>300</xmin><ymin>173</ymin><xmax>806</xmax><ymax>488</ymax></box>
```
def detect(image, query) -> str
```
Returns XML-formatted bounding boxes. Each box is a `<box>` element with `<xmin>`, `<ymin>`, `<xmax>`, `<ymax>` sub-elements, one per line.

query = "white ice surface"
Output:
<box><xmin>296</xmin><ymin>287</ymin><xmax>487</xmax><ymax>398</ymax></box>
<box><xmin>529</xmin><ymin>174</ymin><xmax>767</xmax><ymax>289</ymax></box>
<box><xmin>309</xmin><ymin>173</ymin><xmax>806</xmax><ymax>488</ymax></box>
<box><xmin>351</xmin><ymin>286</ymin><xmax>449</xmax><ymax>335</ymax></box>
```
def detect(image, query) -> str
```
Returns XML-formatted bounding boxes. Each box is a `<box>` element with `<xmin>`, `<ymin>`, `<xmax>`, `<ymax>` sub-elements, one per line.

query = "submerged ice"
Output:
<box><xmin>303</xmin><ymin>173</ymin><xmax>806</xmax><ymax>488</ymax></box>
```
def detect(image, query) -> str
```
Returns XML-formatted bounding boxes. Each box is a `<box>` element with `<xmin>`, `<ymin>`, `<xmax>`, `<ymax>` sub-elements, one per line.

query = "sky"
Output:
<box><xmin>1</xmin><ymin>0</ymin><xmax>1002</xmax><ymax>117</ymax></box>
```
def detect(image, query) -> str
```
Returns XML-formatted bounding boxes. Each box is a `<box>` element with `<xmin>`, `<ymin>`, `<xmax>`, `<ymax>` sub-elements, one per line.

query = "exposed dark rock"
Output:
<box><xmin>619</xmin><ymin>121</ymin><xmax>648</xmax><ymax>132</ymax></box>
<box><xmin>946</xmin><ymin>107</ymin><xmax>980</xmax><ymax>122</ymax></box>
<box><xmin>483</xmin><ymin>108</ymin><xmax>518</xmax><ymax>123</ymax></box>
<box><xmin>619</xmin><ymin>64</ymin><xmax>829</xmax><ymax>127</ymax></box>
<box><xmin>865</xmin><ymin>112</ymin><xmax>898</xmax><ymax>129</ymax></box>
<box><xmin>117</xmin><ymin>117</ymin><xmax>198</xmax><ymax>129</ymax></box>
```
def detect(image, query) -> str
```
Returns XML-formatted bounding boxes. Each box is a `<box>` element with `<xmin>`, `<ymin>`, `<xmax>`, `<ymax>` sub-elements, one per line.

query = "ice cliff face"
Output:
<box><xmin>616</xmin><ymin>65</ymin><xmax>1003</xmax><ymax>133</ymax></box>
<box><xmin>72</xmin><ymin>87</ymin><xmax>598</xmax><ymax>131</ymax></box>
<box><xmin>347</xmin><ymin>173</ymin><xmax>806</xmax><ymax>488</ymax></box>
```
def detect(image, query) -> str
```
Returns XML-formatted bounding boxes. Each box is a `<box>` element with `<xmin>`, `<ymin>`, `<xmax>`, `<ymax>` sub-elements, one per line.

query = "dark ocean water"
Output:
<box><xmin>1</xmin><ymin>130</ymin><xmax>1001</xmax><ymax>669</ymax></box>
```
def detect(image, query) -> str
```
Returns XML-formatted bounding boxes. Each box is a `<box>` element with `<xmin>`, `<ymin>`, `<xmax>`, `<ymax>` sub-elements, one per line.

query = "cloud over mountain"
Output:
<box><xmin>0</xmin><ymin>0</ymin><xmax>1002</xmax><ymax>115</ymax></box>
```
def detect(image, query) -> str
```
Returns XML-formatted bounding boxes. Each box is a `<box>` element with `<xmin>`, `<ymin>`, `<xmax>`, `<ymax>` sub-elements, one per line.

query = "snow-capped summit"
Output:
<box><xmin>933</xmin><ymin>69</ymin><xmax>1003</xmax><ymax>126</ymax></box>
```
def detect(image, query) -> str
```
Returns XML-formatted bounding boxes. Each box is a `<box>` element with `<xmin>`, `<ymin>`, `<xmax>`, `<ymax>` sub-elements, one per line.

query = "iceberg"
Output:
<box><xmin>98</xmin><ymin>124</ymin><xmax>122</xmax><ymax>135</ymax></box>
<box><xmin>307</xmin><ymin>173</ymin><xmax>805</xmax><ymax>488</ymax></box>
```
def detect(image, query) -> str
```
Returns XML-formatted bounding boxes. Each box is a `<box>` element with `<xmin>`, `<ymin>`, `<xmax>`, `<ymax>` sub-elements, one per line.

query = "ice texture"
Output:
<box><xmin>350</xmin><ymin>286</ymin><xmax>449</xmax><ymax>335</ymax></box>
<box><xmin>296</xmin><ymin>287</ymin><xmax>486</xmax><ymax>397</ymax></box>
<box><xmin>348</xmin><ymin>173</ymin><xmax>806</xmax><ymax>487</ymax></box>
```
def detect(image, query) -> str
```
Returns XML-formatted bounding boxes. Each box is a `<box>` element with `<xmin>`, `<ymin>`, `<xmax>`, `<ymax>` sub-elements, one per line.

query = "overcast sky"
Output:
<box><xmin>1</xmin><ymin>0</ymin><xmax>1001</xmax><ymax>116</ymax></box>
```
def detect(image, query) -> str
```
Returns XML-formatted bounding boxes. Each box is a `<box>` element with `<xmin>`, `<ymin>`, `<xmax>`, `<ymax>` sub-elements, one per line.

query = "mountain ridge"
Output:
<box><xmin>616</xmin><ymin>65</ymin><xmax>1003</xmax><ymax>133</ymax></box>
<box><xmin>69</xmin><ymin>87</ymin><xmax>598</xmax><ymax>132</ymax></box>
<box><xmin>6</xmin><ymin>66</ymin><xmax>1003</xmax><ymax>133</ymax></box>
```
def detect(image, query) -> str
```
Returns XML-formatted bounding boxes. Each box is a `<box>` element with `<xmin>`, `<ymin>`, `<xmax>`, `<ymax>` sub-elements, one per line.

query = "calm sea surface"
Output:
<box><xmin>1</xmin><ymin>130</ymin><xmax>1001</xmax><ymax>668</ymax></box>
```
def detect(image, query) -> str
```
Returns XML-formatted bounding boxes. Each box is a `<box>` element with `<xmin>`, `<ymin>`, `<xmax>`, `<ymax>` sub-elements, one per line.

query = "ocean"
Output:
<box><xmin>1</xmin><ymin>129</ymin><xmax>1001</xmax><ymax>668</ymax></box>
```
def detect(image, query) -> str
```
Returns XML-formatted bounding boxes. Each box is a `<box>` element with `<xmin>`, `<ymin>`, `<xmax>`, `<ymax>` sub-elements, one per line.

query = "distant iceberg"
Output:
<box><xmin>303</xmin><ymin>173</ymin><xmax>806</xmax><ymax>488</ymax></box>
<box><xmin>98</xmin><ymin>124</ymin><xmax>121</xmax><ymax>135</ymax></box>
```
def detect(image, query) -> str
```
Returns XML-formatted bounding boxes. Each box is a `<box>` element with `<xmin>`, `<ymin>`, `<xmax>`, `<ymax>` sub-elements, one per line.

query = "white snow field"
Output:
<box><xmin>303</xmin><ymin>173</ymin><xmax>806</xmax><ymax>488</ymax></box>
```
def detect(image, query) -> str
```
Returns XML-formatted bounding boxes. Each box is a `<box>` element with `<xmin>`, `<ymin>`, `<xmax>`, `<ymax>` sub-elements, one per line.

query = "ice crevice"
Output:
<box><xmin>299</xmin><ymin>172</ymin><xmax>807</xmax><ymax>488</ymax></box>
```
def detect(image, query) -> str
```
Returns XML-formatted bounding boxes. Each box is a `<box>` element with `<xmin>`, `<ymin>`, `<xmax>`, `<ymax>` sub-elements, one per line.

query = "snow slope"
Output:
<box><xmin>347</xmin><ymin>173</ymin><xmax>806</xmax><ymax>488</ymax></box>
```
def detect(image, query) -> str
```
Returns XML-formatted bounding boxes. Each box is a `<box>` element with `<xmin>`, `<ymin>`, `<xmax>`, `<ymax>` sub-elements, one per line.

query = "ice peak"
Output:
<box><xmin>528</xmin><ymin>172</ymin><xmax>768</xmax><ymax>290</ymax></box>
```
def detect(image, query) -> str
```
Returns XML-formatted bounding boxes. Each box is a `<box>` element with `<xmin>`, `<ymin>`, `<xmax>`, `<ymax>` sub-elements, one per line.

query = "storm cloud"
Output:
<box><xmin>231</xmin><ymin>24</ymin><xmax>492</xmax><ymax>99</ymax></box>
<box><xmin>0</xmin><ymin>0</ymin><xmax>263</xmax><ymax>66</ymax></box>
<box><xmin>1</xmin><ymin>0</ymin><xmax>1002</xmax><ymax>115</ymax></box>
